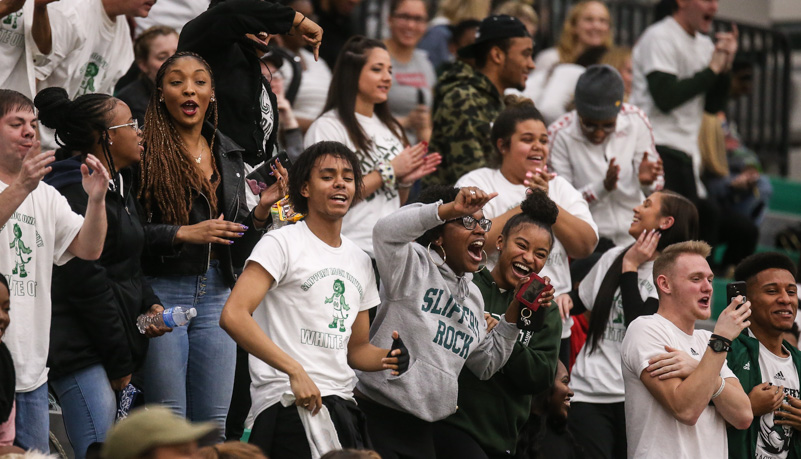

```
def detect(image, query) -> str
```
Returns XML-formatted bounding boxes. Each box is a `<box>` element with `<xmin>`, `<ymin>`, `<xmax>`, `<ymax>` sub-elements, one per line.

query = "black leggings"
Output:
<box><xmin>356</xmin><ymin>396</ymin><xmax>436</xmax><ymax>459</ymax></box>
<box><xmin>567</xmin><ymin>401</ymin><xmax>626</xmax><ymax>459</ymax></box>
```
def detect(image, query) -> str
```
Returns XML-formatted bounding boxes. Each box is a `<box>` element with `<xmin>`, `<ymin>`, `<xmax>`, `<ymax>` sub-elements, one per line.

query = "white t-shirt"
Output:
<box><xmin>245</xmin><ymin>221</ymin><xmax>380</xmax><ymax>425</ymax></box>
<box><xmin>516</xmin><ymin>47</ymin><xmax>560</xmax><ymax>104</ymax></box>
<box><xmin>571</xmin><ymin>246</ymin><xmax>657</xmax><ymax>403</ymax></box>
<box><xmin>0</xmin><ymin>1</ymin><xmax>56</xmax><ymax>98</ymax></box>
<box><xmin>134</xmin><ymin>0</ymin><xmax>207</xmax><ymax>35</ymax></box>
<box><xmin>456</xmin><ymin>168</ymin><xmax>599</xmax><ymax>338</ymax></box>
<box><xmin>0</xmin><ymin>180</ymin><xmax>84</xmax><ymax>392</ymax></box>
<box><xmin>304</xmin><ymin>110</ymin><xmax>405</xmax><ymax>257</ymax></box>
<box><xmin>37</xmin><ymin>0</ymin><xmax>134</xmax><ymax>149</ymax></box>
<box><xmin>260</xmin><ymin>83</ymin><xmax>275</xmax><ymax>153</ymax></box>
<box><xmin>548</xmin><ymin>104</ymin><xmax>659</xmax><ymax>246</ymax></box>
<box><xmin>621</xmin><ymin>314</ymin><xmax>736</xmax><ymax>459</ymax></box>
<box><xmin>536</xmin><ymin>63</ymin><xmax>585</xmax><ymax>126</ymax></box>
<box><xmin>630</xmin><ymin>16</ymin><xmax>715</xmax><ymax>197</ymax></box>
<box><xmin>753</xmin><ymin>332</ymin><xmax>800</xmax><ymax>459</ymax></box>
<box><xmin>282</xmin><ymin>48</ymin><xmax>332</xmax><ymax>121</ymax></box>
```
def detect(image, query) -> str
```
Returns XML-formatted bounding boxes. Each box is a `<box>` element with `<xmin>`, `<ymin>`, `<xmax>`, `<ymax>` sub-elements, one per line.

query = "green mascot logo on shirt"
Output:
<box><xmin>9</xmin><ymin>223</ymin><xmax>32</xmax><ymax>278</ymax></box>
<box><xmin>326</xmin><ymin>279</ymin><xmax>350</xmax><ymax>332</ymax></box>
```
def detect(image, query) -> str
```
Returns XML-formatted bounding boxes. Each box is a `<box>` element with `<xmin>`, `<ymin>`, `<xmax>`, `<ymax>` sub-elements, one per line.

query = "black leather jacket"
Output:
<box><xmin>139</xmin><ymin>124</ymin><xmax>265</xmax><ymax>287</ymax></box>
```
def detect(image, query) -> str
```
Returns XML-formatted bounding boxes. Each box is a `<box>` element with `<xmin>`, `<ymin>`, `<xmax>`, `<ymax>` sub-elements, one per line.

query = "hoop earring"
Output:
<box><xmin>426</xmin><ymin>242</ymin><xmax>446</xmax><ymax>268</ymax></box>
<box><xmin>475</xmin><ymin>249</ymin><xmax>488</xmax><ymax>273</ymax></box>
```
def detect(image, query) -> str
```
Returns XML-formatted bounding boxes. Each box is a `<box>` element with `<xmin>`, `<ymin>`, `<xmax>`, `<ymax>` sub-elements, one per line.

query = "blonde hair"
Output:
<box><xmin>653</xmin><ymin>240</ymin><xmax>712</xmax><ymax>291</ymax></box>
<box><xmin>494</xmin><ymin>1</ymin><xmax>539</xmax><ymax>31</ymax></box>
<box><xmin>557</xmin><ymin>0</ymin><xmax>613</xmax><ymax>63</ymax></box>
<box><xmin>600</xmin><ymin>46</ymin><xmax>631</xmax><ymax>72</ymax></box>
<box><xmin>436</xmin><ymin>0</ymin><xmax>491</xmax><ymax>23</ymax></box>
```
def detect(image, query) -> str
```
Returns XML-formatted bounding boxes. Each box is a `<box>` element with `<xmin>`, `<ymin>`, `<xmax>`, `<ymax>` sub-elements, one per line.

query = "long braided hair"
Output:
<box><xmin>34</xmin><ymin>87</ymin><xmax>120</xmax><ymax>190</ymax></box>
<box><xmin>139</xmin><ymin>51</ymin><xmax>220</xmax><ymax>225</ymax></box>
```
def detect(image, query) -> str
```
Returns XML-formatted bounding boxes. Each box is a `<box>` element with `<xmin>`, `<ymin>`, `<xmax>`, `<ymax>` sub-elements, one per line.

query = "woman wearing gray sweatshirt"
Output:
<box><xmin>356</xmin><ymin>185</ymin><xmax>525</xmax><ymax>458</ymax></box>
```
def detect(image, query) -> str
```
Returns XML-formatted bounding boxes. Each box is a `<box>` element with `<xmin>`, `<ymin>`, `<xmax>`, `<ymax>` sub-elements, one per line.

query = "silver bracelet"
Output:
<box><xmin>711</xmin><ymin>377</ymin><xmax>726</xmax><ymax>399</ymax></box>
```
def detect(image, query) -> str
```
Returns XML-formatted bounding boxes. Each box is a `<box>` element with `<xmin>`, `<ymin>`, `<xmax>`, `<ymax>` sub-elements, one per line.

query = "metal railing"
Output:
<box><xmin>358</xmin><ymin>0</ymin><xmax>793</xmax><ymax>175</ymax></box>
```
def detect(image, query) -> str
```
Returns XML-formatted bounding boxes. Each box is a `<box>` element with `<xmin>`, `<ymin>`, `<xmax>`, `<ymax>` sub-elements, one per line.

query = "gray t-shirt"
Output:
<box><xmin>387</xmin><ymin>49</ymin><xmax>436</xmax><ymax>120</ymax></box>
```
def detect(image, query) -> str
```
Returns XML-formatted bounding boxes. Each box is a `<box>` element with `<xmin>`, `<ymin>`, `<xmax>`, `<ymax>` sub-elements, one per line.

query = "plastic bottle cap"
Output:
<box><xmin>187</xmin><ymin>308</ymin><xmax>198</xmax><ymax>319</ymax></box>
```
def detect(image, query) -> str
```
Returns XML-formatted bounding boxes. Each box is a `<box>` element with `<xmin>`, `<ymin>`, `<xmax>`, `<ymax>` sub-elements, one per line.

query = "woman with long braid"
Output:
<box><xmin>36</xmin><ymin>87</ymin><xmax>169</xmax><ymax>459</ymax></box>
<box><xmin>137</xmin><ymin>52</ymin><xmax>287</xmax><ymax>439</ymax></box>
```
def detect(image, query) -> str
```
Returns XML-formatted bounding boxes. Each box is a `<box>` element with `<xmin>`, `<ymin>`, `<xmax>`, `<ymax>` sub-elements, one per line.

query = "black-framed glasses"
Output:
<box><xmin>391</xmin><ymin>13</ymin><xmax>428</xmax><ymax>24</ymax></box>
<box><xmin>108</xmin><ymin>119</ymin><xmax>140</xmax><ymax>134</ymax></box>
<box><xmin>448</xmin><ymin>215</ymin><xmax>492</xmax><ymax>232</ymax></box>
<box><xmin>579</xmin><ymin>117</ymin><xmax>616</xmax><ymax>134</ymax></box>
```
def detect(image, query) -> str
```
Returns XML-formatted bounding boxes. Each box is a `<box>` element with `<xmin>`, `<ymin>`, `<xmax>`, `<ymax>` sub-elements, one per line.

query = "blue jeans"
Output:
<box><xmin>14</xmin><ymin>383</ymin><xmax>49</xmax><ymax>452</ymax></box>
<box><xmin>49</xmin><ymin>364</ymin><xmax>116</xmax><ymax>459</ymax></box>
<box><xmin>141</xmin><ymin>261</ymin><xmax>234</xmax><ymax>441</ymax></box>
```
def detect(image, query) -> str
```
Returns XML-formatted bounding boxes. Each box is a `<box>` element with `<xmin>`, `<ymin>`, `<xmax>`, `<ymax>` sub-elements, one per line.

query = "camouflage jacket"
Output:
<box><xmin>426</xmin><ymin>60</ymin><xmax>503</xmax><ymax>186</ymax></box>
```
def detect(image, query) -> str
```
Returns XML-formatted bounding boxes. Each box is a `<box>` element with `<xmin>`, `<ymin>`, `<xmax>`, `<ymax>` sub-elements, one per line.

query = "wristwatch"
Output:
<box><xmin>708</xmin><ymin>334</ymin><xmax>732</xmax><ymax>353</ymax></box>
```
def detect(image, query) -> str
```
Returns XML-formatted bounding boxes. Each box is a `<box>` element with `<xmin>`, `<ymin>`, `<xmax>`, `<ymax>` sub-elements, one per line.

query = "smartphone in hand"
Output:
<box><xmin>726</xmin><ymin>281</ymin><xmax>747</xmax><ymax>309</ymax></box>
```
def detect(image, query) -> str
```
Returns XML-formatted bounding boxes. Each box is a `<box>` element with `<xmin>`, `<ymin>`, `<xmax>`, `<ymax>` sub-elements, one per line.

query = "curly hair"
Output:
<box><xmin>139</xmin><ymin>51</ymin><xmax>220</xmax><ymax>225</ymax></box>
<box><xmin>501</xmin><ymin>188</ymin><xmax>558</xmax><ymax>247</ymax></box>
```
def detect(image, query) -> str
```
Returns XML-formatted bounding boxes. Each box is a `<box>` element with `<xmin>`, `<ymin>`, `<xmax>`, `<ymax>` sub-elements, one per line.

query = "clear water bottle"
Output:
<box><xmin>136</xmin><ymin>306</ymin><xmax>197</xmax><ymax>334</ymax></box>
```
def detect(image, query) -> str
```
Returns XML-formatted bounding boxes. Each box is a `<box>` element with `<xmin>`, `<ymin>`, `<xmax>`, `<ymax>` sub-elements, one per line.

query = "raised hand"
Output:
<box><xmin>295</xmin><ymin>15</ymin><xmax>323</xmax><ymax>61</ymax></box>
<box><xmin>638</xmin><ymin>152</ymin><xmax>663</xmax><ymax>186</ymax></box>
<box><xmin>82</xmin><ymin>154</ymin><xmax>111</xmax><ymax>204</ymax></box>
<box><xmin>452</xmin><ymin>186</ymin><xmax>496</xmax><ymax>217</ymax></box>
<box><xmin>523</xmin><ymin>165</ymin><xmax>556</xmax><ymax>194</ymax></box>
<box><xmin>391</xmin><ymin>142</ymin><xmax>427</xmax><ymax>178</ymax></box>
<box><xmin>15</xmin><ymin>141</ymin><xmax>55</xmax><ymax>193</ymax></box>
<box><xmin>257</xmin><ymin>159</ymin><xmax>289</xmax><ymax>209</ymax></box>
<box><xmin>604</xmin><ymin>158</ymin><xmax>620</xmax><ymax>191</ymax></box>
<box><xmin>713</xmin><ymin>296</ymin><xmax>751</xmax><ymax>341</ymax></box>
<box><xmin>622</xmin><ymin>229</ymin><xmax>661</xmax><ymax>271</ymax></box>
<box><xmin>399</xmin><ymin>152</ymin><xmax>441</xmax><ymax>185</ymax></box>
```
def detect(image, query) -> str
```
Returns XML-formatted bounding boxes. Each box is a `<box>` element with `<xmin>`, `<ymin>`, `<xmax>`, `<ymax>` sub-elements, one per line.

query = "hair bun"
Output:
<box><xmin>520</xmin><ymin>188</ymin><xmax>558</xmax><ymax>226</ymax></box>
<box><xmin>502</xmin><ymin>94</ymin><xmax>536</xmax><ymax>110</ymax></box>
<box><xmin>34</xmin><ymin>87</ymin><xmax>72</xmax><ymax>130</ymax></box>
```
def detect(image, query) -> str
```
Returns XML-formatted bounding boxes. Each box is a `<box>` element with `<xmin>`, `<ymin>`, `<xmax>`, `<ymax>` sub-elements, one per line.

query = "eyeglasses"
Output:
<box><xmin>391</xmin><ymin>13</ymin><xmax>428</xmax><ymax>25</ymax></box>
<box><xmin>448</xmin><ymin>215</ymin><xmax>492</xmax><ymax>232</ymax></box>
<box><xmin>108</xmin><ymin>119</ymin><xmax>140</xmax><ymax>134</ymax></box>
<box><xmin>579</xmin><ymin>117</ymin><xmax>616</xmax><ymax>134</ymax></box>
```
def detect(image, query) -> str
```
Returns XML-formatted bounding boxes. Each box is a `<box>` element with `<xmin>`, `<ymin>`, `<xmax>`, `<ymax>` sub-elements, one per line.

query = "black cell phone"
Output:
<box><xmin>417</xmin><ymin>88</ymin><xmax>426</xmax><ymax>106</ymax></box>
<box><xmin>246</xmin><ymin>151</ymin><xmax>291</xmax><ymax>188</ymax></box>
<box><xmin>727</xmin><ymin>281</ymin><xmax>747</xmax><ymax>309</ymax></box>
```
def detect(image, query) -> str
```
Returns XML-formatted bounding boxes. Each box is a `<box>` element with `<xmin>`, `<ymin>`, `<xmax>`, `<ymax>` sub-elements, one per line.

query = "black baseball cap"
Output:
<box><xmin>457</xmin><ymin>15</ymin><xmax>530</xmax><ymax>59</ymax></box>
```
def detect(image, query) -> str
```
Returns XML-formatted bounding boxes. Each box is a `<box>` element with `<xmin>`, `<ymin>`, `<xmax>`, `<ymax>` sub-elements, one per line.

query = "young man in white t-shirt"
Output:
<box><xmin>0</xmin><ymin>90</ymin><xmax>109</xmax><ymax>452</ymax></box>
<box><xmin>725</xmin><ymin>252</ymin><xmax>801</xmax><ymax>459</ymax></box>
<box><xmin>621</xmin><ymin>240</ymin><xmax>753</xmax><ymax>458</ymax></box>
<box><xmin>220</xmin><ymin>141</ymin><xmax>407</xmax><ymax>459</ymax></box>
<box><xmin>35</xmin><ymin>0</ymin><xmax>155</xmax><ymax>149</ymax></box>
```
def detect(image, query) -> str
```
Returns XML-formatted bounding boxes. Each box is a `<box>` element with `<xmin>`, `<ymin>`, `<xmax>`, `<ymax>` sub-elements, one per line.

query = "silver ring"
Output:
<box><xmin>470</xmin><ymin>190</ymin><xmax>476</xmax><ymax>196</ymax></box>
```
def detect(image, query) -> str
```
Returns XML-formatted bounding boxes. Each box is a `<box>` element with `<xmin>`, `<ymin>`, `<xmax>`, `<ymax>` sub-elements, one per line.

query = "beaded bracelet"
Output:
<box><xmin>376</xmin><ymin>161</ymin><xmax>396</xmax><ymax>189</ymax></box>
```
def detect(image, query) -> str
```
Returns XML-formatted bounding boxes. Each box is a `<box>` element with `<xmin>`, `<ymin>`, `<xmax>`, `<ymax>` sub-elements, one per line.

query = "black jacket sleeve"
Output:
<box><xmin>646</xmin><ymin>69</ymin><xmax>718</xmax><ymax>113</ymax></box>
<box><xmin>178</xmin><ymin>0</ymin><xmax>296</xmax><ymax>54</ymax></box>
<box><xmin>620</xmin><ymin>271</ymin><xmax>659</xmax><ymax>327</ymax></box>
<box><xmin>59</xmin><ymin>188</ymin><xmax>135</xmax><ymax>379</ymax></box>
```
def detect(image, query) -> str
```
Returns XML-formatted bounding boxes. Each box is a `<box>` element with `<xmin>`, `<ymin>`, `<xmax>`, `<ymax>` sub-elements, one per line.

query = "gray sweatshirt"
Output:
<box><xmin>355</xmin><ymin>202</ymin><xmax>518</xmax><ymax>422</ymax></box>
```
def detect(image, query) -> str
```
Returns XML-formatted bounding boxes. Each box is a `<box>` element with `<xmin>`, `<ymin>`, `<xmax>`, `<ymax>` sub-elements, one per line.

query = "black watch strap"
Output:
<box><xmin>709</xmin><ymin>334</ymin><xmax>732</xmax><ymax>353</ymax></box>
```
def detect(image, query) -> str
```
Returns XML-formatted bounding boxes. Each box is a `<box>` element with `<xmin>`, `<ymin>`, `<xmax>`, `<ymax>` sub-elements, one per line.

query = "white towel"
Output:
<box><xmin>279</xmin><ymin>393</ymin><xmax>342</xmax><ymax>459</ymax></box>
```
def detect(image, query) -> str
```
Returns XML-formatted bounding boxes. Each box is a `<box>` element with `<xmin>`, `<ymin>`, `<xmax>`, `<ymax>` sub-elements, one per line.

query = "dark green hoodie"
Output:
<box><xmin>427</xmin><ymin>60</ymin><xmax>503</xmax><ymax>186</ymax></box>
<box><xmin>727</xmin><ymin>331</ymin><xmax>801</xmax><ymax>459</ymax></box>
<box><xmin>443</xmin><ymin>268</ymin><xmax>562</xmax><ymax>456</ymax></box>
